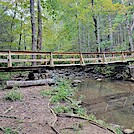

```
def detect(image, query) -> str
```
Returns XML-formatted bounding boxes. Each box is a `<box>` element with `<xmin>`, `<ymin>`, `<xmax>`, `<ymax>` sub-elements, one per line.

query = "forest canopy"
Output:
<box><xmin>0</xmin><ymin>0</ymin><xmax>133</xmax><ymax>52</ymax></box>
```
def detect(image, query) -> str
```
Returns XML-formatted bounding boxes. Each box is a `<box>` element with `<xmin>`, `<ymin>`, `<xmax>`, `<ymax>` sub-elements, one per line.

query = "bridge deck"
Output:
<box><xmin>0</xmin><ymin>50</ymin><xmax>133</xmax><ymax>72</ymax></box>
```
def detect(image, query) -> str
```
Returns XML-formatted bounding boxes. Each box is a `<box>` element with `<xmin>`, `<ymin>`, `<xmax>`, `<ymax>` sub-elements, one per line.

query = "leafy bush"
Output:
<box><xmin>4</xmin><ymin>89</ymin><xmax>23</xmax><ymax>101</ymax></box>
<box><xmin>94</xmin><ymin>65</ymin><xmax>116</xmax><ymax>77</ymax></box>
<box><xmin>4</xmin><ymin>127</ymin><xmax>18</xmax><ymax>134</ymax></box>
<box><xmin>41</xmin><ymin>79</ymin><xmax>86</xmax><ymax>116</ymax></box>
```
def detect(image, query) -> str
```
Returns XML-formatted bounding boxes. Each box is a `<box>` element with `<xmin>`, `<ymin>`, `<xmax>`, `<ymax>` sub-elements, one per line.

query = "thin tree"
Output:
<box><xmin>10</xmin><ymin>2</ymin><xmax>17</xmax><ymax>50</ymax></box>
<box><xmin>37</xmin><ymin>0</ymin><xmax>42</xmax><ymax>52</ymax></box>
<box><xmin>30</xmin><ymin>0</ymin><xmax>36</xmax><ymax>65</ymax></box>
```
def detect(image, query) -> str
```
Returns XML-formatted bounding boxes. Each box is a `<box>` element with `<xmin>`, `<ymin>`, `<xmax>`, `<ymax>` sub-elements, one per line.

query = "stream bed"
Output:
<box><xmin>76</xmin><ymin>78</ymin><xmax>134</xmax><ymax>129</ymax></box>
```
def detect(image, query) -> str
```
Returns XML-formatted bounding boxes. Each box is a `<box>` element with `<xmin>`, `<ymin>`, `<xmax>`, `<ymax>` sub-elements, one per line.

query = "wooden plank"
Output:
<box><xmin>84</xmin><ymin>58</ymin><xmax>102</xmax><ymax>61</ymax></box>
<box><xmin>10</xmin><ymin>52</ymin><xmax>50</xmax><ymax>56</ymax></box>
<box><xmin>0</xmin><ymin>59</ymin><xmax>8</xmax><ymax>63</ymax></box>
<box><xmin>53</xmin><ymin>58</ymin><xmax>80</xmax><ymax>62</ymax></box>
<box><xmin>53</xmin><ymin>52</ymin><xmax>80</xmax><ymax>55</ymax></box>
<box><xmin>0</xmin><ymin>50</ymin><xmax>133</xmax><ymax>57</ymax></box>
<box><xmin>0</xmin><ymin>52</ymin><xmax>9</xmax><ymax>55</ymax></box>
<box><xmin>54</xmin><ymin>64</ymin><xmax>81</xmax><ymax>67</ymax></box>
<box><xmin>12</xmin><ymin>59</ymin><xmax>50</xmax><ymax>63</ymax></box>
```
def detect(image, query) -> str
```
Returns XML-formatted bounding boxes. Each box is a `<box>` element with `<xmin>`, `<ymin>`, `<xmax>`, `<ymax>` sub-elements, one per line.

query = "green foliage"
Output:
<box><xmin>54</xmin><ymin>105</ymin><xmax>70</xmax><ymax>113</ymax></box>
<box><xmin>4</xmin><ymin>127</ymin><xmax>18</xmax><ymax>134</ymax></box>
<box><xmin>0</xmin><ymin>72</ymin><xmax>11</xmax><ymax>81</ymax></box>
<box><xmin>40</xmin><ymin>89</ymin><xmax>54</xmax><ymax>97</ymax></box>
<box><xmin>115</xmin><ymin>128</ymin><xmax>123</xmax><ymax>134</ymax></box>
<box><xmin>50</xmin><ymin>79</ymin><xmax>74</xmax><ymax>103</ymax></box>
<box><xmin>87</xmin><ymin>113</ymin><xmax>97</xmax><ymax>121</ymax></box>
<box><xmin>41</xmin><ymin>79</ymin><xmax>86</xmax><ymax>116</ymax></box>
<box><xmin>4</xmin><ymin>88</ymin><xmax>23</xmax><ymax>101</ymax></box>
<box><xmin>0</xmin><ymin>0</ymin><xmax>132</xmax><ymax>52</ymax></box>
<box><xmin>94</xmin><ymin>66</ymin><xmax>116</xmax><ymax>77</ymax></box>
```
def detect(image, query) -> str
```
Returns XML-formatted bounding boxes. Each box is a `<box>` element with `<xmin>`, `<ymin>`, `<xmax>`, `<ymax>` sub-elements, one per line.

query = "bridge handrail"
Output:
<box><xmin>0</xmin><ymin>50</ymin><xmax>133</xmax><ymax>55</ymax></box>
<box><xmin>0</xmin><ymin>50</ymin><xmax>133</xmax><ymax>68</ymax></box>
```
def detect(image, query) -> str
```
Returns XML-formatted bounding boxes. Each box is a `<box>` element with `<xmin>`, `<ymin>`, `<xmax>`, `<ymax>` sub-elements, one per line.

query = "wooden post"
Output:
<box><xmin>50</xmin><ymin>52</ymin><xmax>54</xmax><ymax>67</ymax></box>
<box><xmin>45</xmin><ymin>54</ymin><xmax>48</xmax><ymax>65</ymax></box>
<box><xmin>80</xmin><ymin>53</ymin><xmax>85</xmax><ymax>65</ymax></box>
<box><xmin>121</xmin><ymin>52</ymin><xmax>125</xmax><ymax>62</ymax></box>
<box><xmin>72</xmin><ymin>55</ymin><xmax>75</xmax><ymax>64</ymax></box>
<box><xmin>102</xmin><ymin>53</ymin><xmax>107</xmax><ymax>64</ymax></box>
<box><xmin>7</xmin><ymin>51</ymin><xmax>12</xmax><ymax>67</ymax></box>
<box><xmin>112</xmin><ymin>54</ymin><xmax>115</xmax><ymax>61</ymax></box>
<box><xmin>70</xmin><ymin>55</ymin><xmax>75</xmax><ymax>64</ymax></box>
<box><xmin>94</xmin><ymin>54</ymin><xmax>97</xmax><ymax>63</ymax></box>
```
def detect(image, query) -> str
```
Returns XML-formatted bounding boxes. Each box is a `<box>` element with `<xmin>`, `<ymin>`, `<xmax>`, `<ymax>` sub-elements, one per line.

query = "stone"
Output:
<box><xmin>130</xmin><ymin>77</ymin><xmax>134</xmax><ymax>81</ymax></box>
<box><xmin>73</xmin><ymin>80</ymin><xmax>82</xmax><ymax>83</ymax></box>
<box><xmin>123</xmin><ymin>129</ymin><xmax>134</xmax><ymax>134</ymax></box>
<box><xmin>96</xmin><ymin>78</ymin><xmax>102</xmax><ymax>81</ymax></box>
<box><xmin>72</xmin><ymin>83</ymin><xmax>78</xmax><ymax>87</ymax></box>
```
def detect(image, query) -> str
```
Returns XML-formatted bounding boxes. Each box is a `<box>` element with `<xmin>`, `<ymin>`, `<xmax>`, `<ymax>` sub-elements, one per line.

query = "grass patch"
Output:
<box><xmin>4</xmin><ymin>88</ymin><xmax>23</xmax><ymax>101</ymax></box>
<box><xmin>0</xmin><ymin>127</ymin><xmax>18</xmax><ymax>134</ymax></box>
<box><xmin>4</xmin><ymin>127</ymin><xmax>18</xmax><ymax>134</ymax></box>
<box><xmin>40</xmin><ymin>79</ymin><xmax>86</xmax><ymax>116</ymax></box>
<box><xmin>0</xmin><ymin>72</ymin><xmax>11</xmax><ymax>81</ymax></box>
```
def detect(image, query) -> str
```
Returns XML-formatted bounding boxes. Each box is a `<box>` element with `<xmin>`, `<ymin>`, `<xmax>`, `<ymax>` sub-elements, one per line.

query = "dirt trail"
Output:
<box><xmin>0</xmin><ymin>86</ymin><xmax>114</xmax><ymax>134</ymax></box>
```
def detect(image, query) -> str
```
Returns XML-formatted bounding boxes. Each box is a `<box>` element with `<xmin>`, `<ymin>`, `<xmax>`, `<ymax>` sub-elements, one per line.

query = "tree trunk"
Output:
<box><xmin>119</xmin><ymin>24</ymin><xmax>123</xmax><ymax>45</ymax></box>
<box><xmin>108</xmin><ymin>15</ymin><xmax>113</xmax><ymax>51</ymax></box>
<box><xmin>10</xmin><ymin>2</ymin><xmax>17</xmax><ymax>50</ymax></box>
<box><xmin>30</xmin><ymin>0</ymin><xmax>36</xmax><ymax>65</ymax></box>
<box><xmin>97</xmin><ymin>16</ymin><xmax>100</xmax><ymax>52</ymax></box>
<box><xmin>37</xmin><ymin>0</ymin><xmax>42</xmax><ymax>51</ymax></box>
<box><xmin>88</xmin><ymin>32</ymin><xmax>90</xmax><ymax>52</ymax></box>
<box><xmin>6</xmin><ymin>79</ymin><xmax>55</xmax><ymax>88</ymax></box>
<box><xmin>78</xmin><ymin>22</ymin><xmax>82</xmax><ymax>52</ymax></box>
<box><xmin>121</xmin><ymin>0</ymin><xmax>134</xmax><ymax>51</ymax></box>
<box><xmin>18</xmin><ymin>15</ymin><xmax>23</xmax><ymax>52</ymax></box>
<box><xmin>92</xmin><ymin>0</ymin><xmax>98</xmax><ymax>52</ymax></box>
<box><xmin>82</xmin><ymin>25</ymin><xmax>86</xmax><ymax>52</ymax></box>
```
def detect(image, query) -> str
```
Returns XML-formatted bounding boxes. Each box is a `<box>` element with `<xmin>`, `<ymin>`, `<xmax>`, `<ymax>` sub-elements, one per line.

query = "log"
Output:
<box><xmin>6</xmin><ymin>79</ymin><xmax>55</xmax><ymax>88</ymax></box>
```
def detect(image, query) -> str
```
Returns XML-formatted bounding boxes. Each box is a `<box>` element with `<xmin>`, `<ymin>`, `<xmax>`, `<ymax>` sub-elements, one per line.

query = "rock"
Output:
<box><xmin>110</xmin><ymin>123</ymin><xmax>122</xmax><ymax>129</ymax></box>
<box><xmin>28</xmin><ymin>72</ymin><xmax>35</xmax><ymax>80</ymax></box>
<box><xmin>96</xmin><ymin>78</ymin><xmax>103</xmax><ymax>81</ymax></box>
<box><xmin>130</xmin><ymin>77</ymin><xmax>134</xmax><ymax>81</ymax></box>
<box><xmin>129</xmin><ymin>65</ymin><xmax>134</xmax><ymax>78</ymax></box>
<box><xmin>123</xmin><ymin>129</ymin><xmax>134</xmax><ymax>134</ymax></box>
<box><xmin>72</xmin><ymin>83</ymin><xmax>78</xmax><ymax>87</ymax></box>
<box><xmin>73</xmin><ymin>80</ymin><xmax>82</xmax><ymax>83</ymax></box>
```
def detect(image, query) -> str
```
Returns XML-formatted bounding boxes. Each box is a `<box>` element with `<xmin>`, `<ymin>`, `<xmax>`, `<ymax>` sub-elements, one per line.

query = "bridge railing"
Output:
<box><xmin>0</xmin><ymin>51</ymin><xmax>133</xmax><ymax>68</ymax></box>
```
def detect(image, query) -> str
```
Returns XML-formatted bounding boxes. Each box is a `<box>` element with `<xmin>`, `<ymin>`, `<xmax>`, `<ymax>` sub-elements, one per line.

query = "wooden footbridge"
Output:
<box><xmin>0</xmin><ymin>50</ymin><xmax>134</xmax><ymax>71</ymax></box>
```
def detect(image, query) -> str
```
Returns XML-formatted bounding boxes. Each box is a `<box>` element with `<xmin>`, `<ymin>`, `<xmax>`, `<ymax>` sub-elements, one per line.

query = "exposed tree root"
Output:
<box><xmin>57</xmin><ymin>113</ymin><xmax>116</xmax><ymax>134</ymax></box>
<box><xmin>0</xmin><ymin>114</ymin><xmax>18</xmax><ymax>119</ymax></box>
<box><xmin>3</xmin><ymin>106</ymin><xmax>13</xmax><ymax>114</ymax></box>
<box><xmin>47</xmin><ymin>98</ymin><xmax>60</xmax><ymax>134</ymax></box>
<box><xmin>0</xmin><ymin>126</ymin><xmax>4</xmax><ymax>133</ymax></box>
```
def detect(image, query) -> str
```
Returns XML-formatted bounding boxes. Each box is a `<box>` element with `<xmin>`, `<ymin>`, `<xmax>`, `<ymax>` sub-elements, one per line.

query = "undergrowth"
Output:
<box><xmin>0</xmin><ymin>127</ymin><xmax>18</xmax><ymax>134</ymax></box>
<box><xmin>4</xmin><ymin>127</ymin><xmax>18</xmax><ymax>134</ymax></box>
<box><xmin>41</xmin><ymin>79</ymin><xmax>86</xmax><ymax>116</ymax></box>
<box><xmin>4</xmin><ymin>87</ymin><xmax>23</xmax><ymax>101</ymax></box>
<box><xmin>40</xmin><ymin>79</ymin><xmax>123</xmax><ymax>134</ymax></box>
